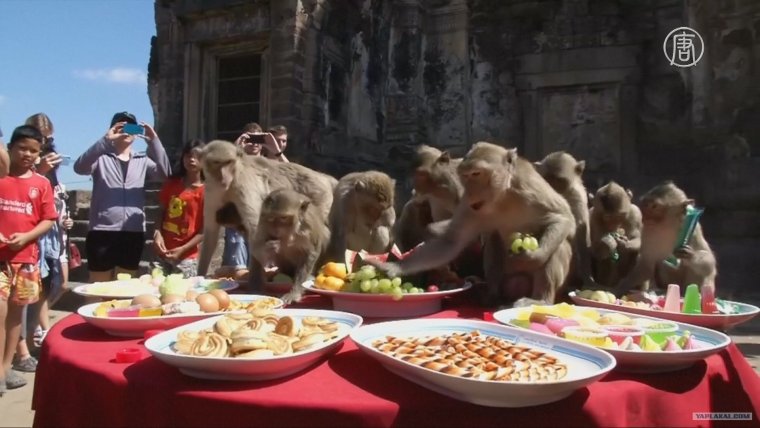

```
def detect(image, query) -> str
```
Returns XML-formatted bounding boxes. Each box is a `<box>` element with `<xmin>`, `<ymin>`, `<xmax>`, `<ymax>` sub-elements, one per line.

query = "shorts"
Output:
<box><xmin>153</xmin><ymin>258</ymin><xmax>198</xmax><ymax>278</ymax></box>
<box><xmin>0</xmin><ymin>262</ymin><xmax>41</xmax><ymax>305</ymax></box>
<box><xmin>222</xmin><ymin>228</ymin><xmax>249</xmax><ymax>269</ymax></box>
<box><xmin>86</xmin><ymin>230</ymin><xmax>145</xmax><ymax>272</ymax></box>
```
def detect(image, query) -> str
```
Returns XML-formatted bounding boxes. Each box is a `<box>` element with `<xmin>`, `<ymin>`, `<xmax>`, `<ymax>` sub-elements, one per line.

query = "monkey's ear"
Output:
<box><xmin>576</xmin><ymin>160</ymin><xmax>586</xmax><ymax>174</ymax></box>
<box><xmin>300</xmin><ymin>199</ymin><xmax>311</xmax><ymax>213</ymax></box>
<box><xmin>504</xmin><ymin>148</ymin><xmax>518</xmax><ymax>165</ymax></box>
<box><xmin>438</xmin><ymin>151</ymin><xmax>451</xmax><ymax>164</ymax></box>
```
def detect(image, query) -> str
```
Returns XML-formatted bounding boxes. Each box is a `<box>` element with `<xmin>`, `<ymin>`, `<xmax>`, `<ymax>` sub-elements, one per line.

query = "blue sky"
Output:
<box><xmin>0</xmin><ymin>0</ymin><xmax>156</xmax><ymax>189</ymax></box>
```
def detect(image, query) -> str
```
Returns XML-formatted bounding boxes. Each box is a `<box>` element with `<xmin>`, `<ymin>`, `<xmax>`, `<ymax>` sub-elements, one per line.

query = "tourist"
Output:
<box><xmin>152</xmin><ymin>139</ymin><xmax>205</xmax><ymax>277</ymax></box>
<box><xmin>263</xmin><ymin>125</ymin><xmax>289</xmax><ymax>163</ymax></box>
<box><xmin>19</xmin><ymin>114</ymin><xmax>73</xmax><ymax>356</ymax></box>
<box><xmin>233</xmin><ymin>122</ymin><xmax>264</xmax><ymax>156</ymax></box>
<box><xmin>73</xmin><ymin>112</ymin><xmax>171</xmax><ymax>284</ymax></box>
<box><xmin>0</xmin><ymin>125</ymin><xmax>58</xmax><ymax>395</ymax></box>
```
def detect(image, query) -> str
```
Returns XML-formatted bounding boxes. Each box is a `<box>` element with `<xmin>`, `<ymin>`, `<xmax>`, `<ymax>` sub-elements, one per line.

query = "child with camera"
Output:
<box><xmin>73</xmin><ymin>112</ymin><xmax>171</xmax><ymax>286</ymax></box>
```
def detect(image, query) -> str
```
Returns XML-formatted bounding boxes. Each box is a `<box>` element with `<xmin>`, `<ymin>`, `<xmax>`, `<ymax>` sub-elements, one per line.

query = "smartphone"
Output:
<box><xmin>122</xmin><ymin>123</ymin><xmax>145</xmax><ymax>135</ymax></box>
<box><xmin>59</xmin><ymin>155</ymin><xmax>72</xmax><ymax>166</ymax></box>
<box><xmin>246</xmin><ymin>133</ymin><xmax>266</xmax><ymax>145</ymax></box>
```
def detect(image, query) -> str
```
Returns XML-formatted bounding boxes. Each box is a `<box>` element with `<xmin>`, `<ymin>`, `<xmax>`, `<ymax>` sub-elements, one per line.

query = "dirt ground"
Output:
<box><xmin>1</xmin><ymin>287</ymin><xmax>758</xmax><ymax>428</ymax></box>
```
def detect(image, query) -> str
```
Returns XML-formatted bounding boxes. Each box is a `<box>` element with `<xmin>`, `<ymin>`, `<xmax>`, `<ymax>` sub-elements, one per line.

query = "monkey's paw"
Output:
<box><xmin>281</xmin><ymin>287</ymin><xmax>305</xmax><ymax>305</ymax></box>
<box><xmin>365</xmin><ymin>259</ymin><xmax>402</xmax><ymax>278</ymax></box>
<box><xmin>512</xmin><ymin>297</ymin><xmax>549</xmax><ymax>308</ymax></box>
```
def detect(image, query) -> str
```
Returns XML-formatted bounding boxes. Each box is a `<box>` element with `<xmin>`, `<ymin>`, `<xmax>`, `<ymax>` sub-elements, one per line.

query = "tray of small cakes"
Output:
<box><xmin>144</xmin><ymin>308</ymin><xmax>363</xmax><ymax>381</ymax></box>
<box><xmin>78</xmin><ymin>288</ymin><xmax>283</xmax><ymax>337</ymax></box>
<box><xmin>569</xmin><ymin>285</ymin><xmax>759</xmax><ymax>331</ymax></box>
<box><xmin>349</xmin><ymin>318</ymin><xmax>616</xmax><ymax>407</ymax></box>
<box><xmin>493</xmin><ymin>303</ymin><xmax>731</xmax><ymax>373</ymax></box>
<box><xmin>303</xmin><ymin>247</ymin><xmax>472</xmax><ymax>318</ymax></box>
<box><xmin>73</xmin><ymin>269</ymin><xmax>239</xmax><ymax>300</ymax></box>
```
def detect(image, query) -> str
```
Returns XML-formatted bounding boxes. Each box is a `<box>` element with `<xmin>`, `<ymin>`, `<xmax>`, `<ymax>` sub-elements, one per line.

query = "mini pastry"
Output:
<box><xmin>190</xmin><ymin>332</ymin><xmax>229</xmax><ymax>357</ymax></box>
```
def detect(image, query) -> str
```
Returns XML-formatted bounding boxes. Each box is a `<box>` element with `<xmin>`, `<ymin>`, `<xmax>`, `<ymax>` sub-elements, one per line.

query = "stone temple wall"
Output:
<box><xmin>145</xmin><ymin>0</ymin><xmax>760</xmax><ymax>294</ymax></box>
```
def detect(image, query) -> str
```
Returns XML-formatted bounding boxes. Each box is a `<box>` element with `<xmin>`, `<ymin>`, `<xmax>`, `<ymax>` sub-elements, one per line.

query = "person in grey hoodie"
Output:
<box><xmin>73</xmin><ymin>112</ymin><xmax>171</xmax><ymax>284</ymax></box>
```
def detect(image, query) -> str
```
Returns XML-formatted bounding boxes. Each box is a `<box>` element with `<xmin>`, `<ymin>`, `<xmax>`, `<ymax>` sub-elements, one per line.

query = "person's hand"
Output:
<box><xmin>6</xmin><ymin>232</ymin><xmax>30</xmax><ymax>251</ymax></box>
<box><xmin>139</xmin><ymin>122</ymin><xmax>158</xmax><ymax>142</ymax></box>
<box><xmin>233</xmin><ymin>133</ymin><xmax>248</xmax><ymax>147</ymax></box>
<box><xmin>164</xmin><ymin>248</ymin><xmax>182</xmax><ymax>261</ymax></box>
<box><xmin>61</xmin><ymin>216</ymin><xmax>74</xmax><ymax>230</ymax></box>
<box><xmin>263</xmin><ymin>133</ymin><xmax>283</xmax><ymax>156</ymax></box>
<box><xmin>0</xmin><ymin>232</ymin><xmax>7</xmax><ymax>247</ymax></box>
<box><xmin>106</xmin><ymin>122</ymin><xmax>129</xmax><ymax>144</ymax></box>
<box><xmin>152</xmin><ymin>232</ymin><xmax>167</xmax><ymax>256</ymax></box>
<box><xmin>37</xmin><ymin>153</ymin><xmax>63</xmax><ymax>175</ymax></box>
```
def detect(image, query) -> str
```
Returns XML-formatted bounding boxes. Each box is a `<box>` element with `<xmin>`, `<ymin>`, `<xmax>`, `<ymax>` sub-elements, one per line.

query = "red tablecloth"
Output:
<box><xmin>33</xmin><ymin>295</ymin><xmax>760</xmax><ymax>428</ymax></box>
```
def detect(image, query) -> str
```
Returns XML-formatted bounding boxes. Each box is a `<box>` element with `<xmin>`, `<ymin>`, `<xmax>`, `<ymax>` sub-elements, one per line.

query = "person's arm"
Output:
<box><xmin>171</xmin><ymin>233</ymin><xmax>204</xmax><ymax>259</ymax></box>
<box><xmin>141</xmin><ymin>123</ymin><xmax>171</xmax><ymax>179</ymax></box>
<box><xmin>73</xmin><ymin>137</ymin><xmax>111</xmax><ymax>175</ymax></box>
<box><xmin>0</xmin><ymin>140</ymin><xmax>8</xmax><ymax>178</ymax></box>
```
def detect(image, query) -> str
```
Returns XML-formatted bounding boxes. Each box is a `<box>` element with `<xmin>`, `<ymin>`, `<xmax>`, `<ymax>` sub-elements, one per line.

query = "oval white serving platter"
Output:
<box><xmin>350</xmin><ymin>318</ymin><xmax>615</xmax><ymax>408</ymax></box>
<box><xmin>78</xmin><ymin>294</ymin><xmax>283</xmax><ymax>337</ymax></box>
<box><xmin>145</xmin><ymin>308</ymin><xmax>363</xmax><ymax>381</ymax></box>
<box><xmin>493</xmin><ymin>306</ymin><xmax>731</xmax><ymax>373</ymax></box>
<box><xmin>303</xmin><ymin>280</ymin><xmax>471</xmax><ymax>318</ymax></box>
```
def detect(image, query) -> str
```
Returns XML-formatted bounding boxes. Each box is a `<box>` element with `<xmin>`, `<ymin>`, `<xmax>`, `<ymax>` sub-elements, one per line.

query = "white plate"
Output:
<box><xmin>493</xmin><ymin>306</ymin><xmax>731</xmax><ymax>373</ymax></box>
<box><xmin>145</xmin><ymin>308</ymin><xmax>363</xmax><ymax>381</ymax></box>
<box><xmin>568</xmin><ymin>291</ymin><xmax>760</xmax><ymax>331</ymax></box>
<box><xmin>77</xmin><ymin>294</ymin><xmax>283</xmax><ymax>337</ymax></box>
<box><xmin>73</xmin><ymin>278</ymin><xmax>239</xmax><ymax>299</ymax></box>
<box><xmin>350</xmin><ymin>318</ymin><xmax>615</xmax><ymax>407</ymax></box>
<box><xmin>303</xmin><ymin>280</ymin><xmax>472</xmax><ymax>318</ymax></box>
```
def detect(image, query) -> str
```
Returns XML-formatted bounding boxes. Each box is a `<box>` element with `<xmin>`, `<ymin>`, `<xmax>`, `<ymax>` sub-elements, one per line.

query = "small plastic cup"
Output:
<box><xmin>603</xmin><ymin>325</ymin><xmax>644</xmax><ymax>345</ymax></box>
<box><xmin>115</xmin><ymin>348</ymin><xmax>143</xmax><ymax>363</ymax></box>
<box><xmin>642</xmin><ymin>322</ymin><xmax>678</xmax><ymax>345</ymax></box>
<box><xmin>560</xmin><ymin>327</ymin><xmax>608</xmax><ymax>347</ymax></box>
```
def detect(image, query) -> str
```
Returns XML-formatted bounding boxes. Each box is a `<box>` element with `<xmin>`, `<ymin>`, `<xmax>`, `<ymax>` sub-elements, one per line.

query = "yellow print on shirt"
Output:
<box><xmin>163</xmin><ymin>195</ymin><xmax>187</xmax><ymax>235</ymax></box>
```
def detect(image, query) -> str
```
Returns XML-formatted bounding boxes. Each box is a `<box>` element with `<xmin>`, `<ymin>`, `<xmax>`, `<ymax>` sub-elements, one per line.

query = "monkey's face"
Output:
<box><xmin>640</xmin><ymin>198</ymin><xmax>689</xmax><ymax>228</ymax></box>
<box><xmin>200</xmin><ymin>142</ymin><xmax>241</xmax><ymax>190</ymax></box>
<box><xmin>264</xmin><ymin>213</ymin><xmax>296</xmax><ymax>241</ymax></box>
<box><xmin>458</xmin><ymin>163</ymin><xmax>496</xmax><ymax>212</ymax></box>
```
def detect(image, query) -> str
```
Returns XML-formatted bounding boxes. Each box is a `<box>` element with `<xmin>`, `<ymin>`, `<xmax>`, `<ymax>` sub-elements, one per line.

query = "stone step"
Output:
<box><xmin>71</xmin><ymin>205</ymin><xmax>162</xmax><ymax>222</ymax></box>
<box><xmin>70</xmin><ymin>220</ymin><xmax>158</xmax><ymax>239</ymax></box>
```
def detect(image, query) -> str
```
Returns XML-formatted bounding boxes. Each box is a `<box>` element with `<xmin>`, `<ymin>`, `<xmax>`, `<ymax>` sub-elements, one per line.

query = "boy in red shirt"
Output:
<box><xmin>0</xmin><ymin>125</ymin><xmax>57</xmax><ymax>394</ymax></box>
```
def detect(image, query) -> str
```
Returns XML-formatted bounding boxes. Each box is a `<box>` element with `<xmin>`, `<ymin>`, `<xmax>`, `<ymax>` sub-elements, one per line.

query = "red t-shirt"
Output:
<box><xmin>159</xmin><ymin>178</ymin><xmax>204</xmax><ymax>259</ymax></box>
<box><xmin>0</xmin><ymin>173</ymin><xmax>58</xmax><ymax>263</ymax></box>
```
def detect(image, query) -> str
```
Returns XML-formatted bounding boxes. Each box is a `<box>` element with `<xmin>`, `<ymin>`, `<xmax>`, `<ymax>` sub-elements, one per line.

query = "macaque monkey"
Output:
<box><xmin>327</xmin><ymin>171</ymin><xmax>396</xmax><ymax>258</ymax></box>
<box><xmin>369</xmin><ymin>142</ymin><xmax>575</xmax><ymax>305</ymax></box>
<box><xmin>250</xmin><ymin>189</ymin><xmax>330</xmax><ymax>303</ymax></box>
<box><xmin>197</xmin><ymin>141</ymin><xmax>337</xmax><ymax>288</ymax></box>
<box><xmin>534</xmin><ymin>151</ymin><xmax>592</xmax><ymax>287</ymax></box>
<box><xmin>614</xmin><ymin>181</ymin><xmax>717</xmax><ymax>295</ymax></box>
<box><xmin>215</xmin><ymin>202</ymin><xmax>247</xmax><ymax>235</ymax></box>
<box><xmin>589</xmin><ymin>182</ymin><xmax>642</xmax><ymax>288</ymax></box>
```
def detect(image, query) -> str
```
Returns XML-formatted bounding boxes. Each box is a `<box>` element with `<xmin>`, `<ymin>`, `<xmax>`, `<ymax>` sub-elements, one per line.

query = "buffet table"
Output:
<box><xmin>32</xmin><ymin>295</ymin><xmax>760</xmax><ymax>428</ymax></box>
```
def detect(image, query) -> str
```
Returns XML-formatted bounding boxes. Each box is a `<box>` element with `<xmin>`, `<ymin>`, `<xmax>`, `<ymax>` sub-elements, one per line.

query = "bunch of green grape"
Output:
<box><xmin>345</xmin><ymin>265</ymin><xmax>424</xmax><ymax>301</ymax></box>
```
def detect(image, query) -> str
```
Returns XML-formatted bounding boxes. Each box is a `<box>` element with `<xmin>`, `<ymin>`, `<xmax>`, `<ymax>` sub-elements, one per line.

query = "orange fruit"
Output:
<box><xmin>324</xmin><ymin>276</ymin><xmax>345</xmax><ymax>291</ymax></box>
<box><xmin>315</xmin><ymin>274</ymin><xmax>327</xmax><ymax>289</ymax></box>
<box><xmin>323</xmin><ymin>262</ymin><xmax>347</xmax><ymax>280</ymax></box>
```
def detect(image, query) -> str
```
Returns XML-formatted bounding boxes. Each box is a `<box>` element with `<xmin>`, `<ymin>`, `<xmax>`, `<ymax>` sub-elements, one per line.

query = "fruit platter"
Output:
<box><xmin>78</xmin><ymin>287</ymin><xmax>284</xmax><ymax>337</ymax></box>
<box><xmin>304</xmin><ymin>253</ymin><xmax>471</xmax><ymax>317</ymax></box>
<box><xmin>493</xmin><ymin>303</ymin><xmax>731</xmax><ymax>373</ymax></box>
<box><xmin>145</xmin><ymin>308</ymin><xmax>363</xmax><ymax>381</ymax></box>
<box><xmin>349</xmin><ymin>318</ymin><xmax>615</xmax><ymax>407</ymax></box>
<box><xmin>569</xmin><ymin>284</ymin><xmax>759</xmax><ymax>331</ymax></box>
<box><xmin>72</xmin><ymin>269</ymin><xmax>239</xmax><ymax>300</ymax></box>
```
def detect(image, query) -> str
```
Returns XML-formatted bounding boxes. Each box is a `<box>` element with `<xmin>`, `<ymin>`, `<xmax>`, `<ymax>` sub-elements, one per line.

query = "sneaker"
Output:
<box><xmin>33</xmin><ymin>329</ymin><xmax>48</xmax><ymax>347</ymax></box>
<box><xmin>12</xmin><ymin>356</ymin><xmax>38</xmax><ymax>373</ymax></box>
<box><xmin>5</xmin><ymin>370</ymin><xmax>27</xmax><ymax>389</ymax></box>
